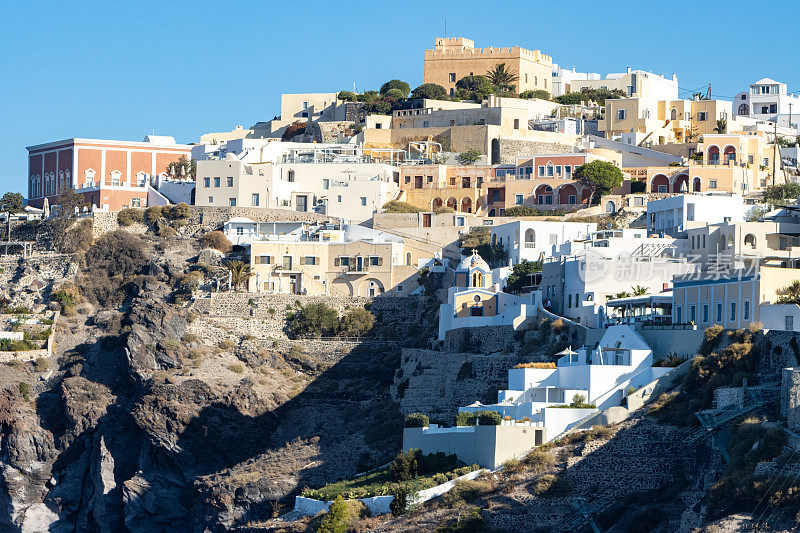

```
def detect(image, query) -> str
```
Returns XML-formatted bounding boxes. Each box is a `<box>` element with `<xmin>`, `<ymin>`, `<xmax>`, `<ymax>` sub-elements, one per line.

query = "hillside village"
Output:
<box><xmin>5</xmin><ymin>35</ymin><xmax>800</xmax><ymax>532</ymax></box>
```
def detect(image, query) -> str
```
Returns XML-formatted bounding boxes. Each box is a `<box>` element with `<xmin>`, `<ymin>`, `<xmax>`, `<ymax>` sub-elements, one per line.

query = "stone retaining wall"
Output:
<box><xmin>498</xmin><ymin>139</ymin><xmax>574</xmax><ymax>164</ymax></box>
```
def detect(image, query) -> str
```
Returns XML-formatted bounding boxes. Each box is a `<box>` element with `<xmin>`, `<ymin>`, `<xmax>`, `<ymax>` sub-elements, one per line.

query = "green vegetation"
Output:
<box><xmin>315</xmin><ymin>495</ymin><xmax>348</xmax><ymax>533</ymax></box>
<box><xmin>455</xmin><ymin>410</ymin><xmax>501</xmax><ymax>426</ymax></box>
<box><xmin>411</xmin><ymin>83</ymin><xmax>448</xmax><ymax>100</ymax></box>
<box><xmin>457</xmin><ymin>227</ymin><xmax>507</xmax><ymax>266</ymax></box>
<box><xmin>117</xmin><ymin>208</ymin><xmax>144</xmax><ymax>227</ymax></box>
<box><xmin>652</xmin><ymin>354</ymin><xmax>687</xmax><ymax>368</ymax></box>
<box><xmin>553</xmin><ymin>393</ymin><xmax>596</xmax><ymax>409</ymax></box>
<box><xmin>288</xmin><ymin>302</ymin><xmax>376</xmax><ymax>339</ymax></box>
<box><xmin>504</xmin><ymin>259</ymin><xmax>542</xmax><ymax>293</ymax></box>
<box><xmin>513</xmin><ymin>362</ymin><xmax>556</xmax><ymax>369</ymax></box>
<box><xmin>199</xmin><ymin>230</ymin><xmax>232</xmax><ymax>253</ymax></box>
<box><xmin>485</xmin><ymin>63</ymin><xmax>518</xmax><ymax>94</ymax></box>
<box><xmin>777</xmin><ymin>280</ymin><xmax>800</xmax><ymax>304</ymax></box>
<box><xmin>404</xmin><ymin>413</ymin><xmax>429</xmax><ymax>428</ymax></box>
<box><xmin>380</xmin><ymin>79</ymin><xmax>410</xmax><ymax>98</ymax></box>
<box><xmin>529</xmin><ymin>474</ymin><xmax>572</xmax><ymax>496</ymax></box>
<box><xmin>504</xmin><ymin>206</ymin><xmax>568</xmax><ymax>217</ymax></box>
<box><xmin>18</xmin><ymin>382</ymin><xmax>30</xmax><ymax>402</ymax></box>
<box><xmin>165</xmin><ymin>155</ymin><xmax>196</xmax><ymax>179</ymax></box>
<box><xmin>522</xmin><ymin>449</ymin><xmax>555</xmax><ymax>472</ymax></box>
<box><xmin>573</xmin><ymin>160</ymin><xmax>624</xmax><ymax>205</ymax></box>
<box><xmin>456</xmin><ymin>149</ymin><xmax>482</xmax><ymax>165</ymax></box>
<box><xmin>554</xmin><ymin>88</ymin><xmax>625</xmax><ymax>106</ymax></box>
<box><xmin>0</xmin><ymin>192</ymin><xmax>24</xmax><ymax>213</ymax></box>
<box><xmin>227</xmin><ymin>363</ymin><xmax>245</xmax><ymax>374</ymax></box>
<box><xmin>0</xmin><ymin>339</ymin><xmax>35</xmax><ymax>351</ymax></box>
<box><xmin>381</xmin><ymin>200</ymin><xmax>422</xmax><ymax>213</ymax></box>
<box><xmin>303</xmin><ymin>450</ymin><xmax>479</xmax><ymax>501</ymax></box>
<box><xmin>709</xmin><ymin>416</ymin><xmax>791</xmax><ymax>516</ymax></box>
<box><xmin>519</xmin><ymin>89</ymin><xmax>551</xmax><ymax>100</ymax></box>
<box><xmin>79</xmin><ymin>231</ymin><xmax>148</xmax><ymax>306</ymax></box>
<box><xmin>649</xmin><ymin>326</ymin><xmax>759</xmax><ymax>426</ymax></box>
<box><xmin>764</xmin><ymin>182</ymin><xmax>800</xmax><ymax>204</ymax></box>
<box><xmin>226</xmin><ymin>260</ymin><xmax>252</xmax><ymax>291</ymax></box>
<box><xmin>42</xmin><ymin>187</ymin><xmax>87</xmax><ymax>253</ymax></box>
<box><xmin>455</xmin><ymin>75</ymin><xmax>494</xmax><ymax>101</ymax></box>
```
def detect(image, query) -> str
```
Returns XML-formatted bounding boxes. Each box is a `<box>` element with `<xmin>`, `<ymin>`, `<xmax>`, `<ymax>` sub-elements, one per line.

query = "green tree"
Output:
<box><xmin>382</xmin><ymin>200</ymin><xmax>422</xmax><ymax>213</ymax></box>
<box><xmin>339</xmin><ymin>308</ymin><xmax>375</xmax><ymax>337</ymax></box>
<box><xmin>456</xmin><ymin>149</ymin><xmax>481</xmax><ymax>165</ymax></box>
<box><xmin>457</xmin><ymin>227</ymin><xmax>507</xmax><ymax>266</ymax></box>
<box><xmin>554</xmin><ymin>92</ymin><xmax>584</xmax><ymax>105</ymax></box>
<box><xmin>379</xmin><ymin>79</ymin><xmax>410</xmax><ymax>98</ymax></box>
<box><xmin>226</xmin><ymin>261</ymin><xmax>252</xmax><ymax>291</ymax></box>
<box><xmin>0</xmin><ymin>193</ymin><xmax>24</xmax><ymax>213</ymax></box>
<box><xmin>777</xmin><ymin>280</ymin><xmax>800</xmax><ymax>304</ymax></box>
<box><xmin>764</xmin><ymin>183</ymin><xmax>800</xmax><ymax>204</ymax></box>
<box><xmin>714</xmin><ymin>118</ymin><xmax>727</xmax><ymax>134</ymax></box>
<box><xmin>337</xmin><ymin>90</ymin><xmax>358</xmax><ymax>102</ymax></box>
<box><xmin>166</xmin><ymin>155</ymin><xmax>196</xmax><ymax>179</ymax></box>
<box><xmin>573</xmin><ymin>160</ymin><xmax>623</xmax><ymax>206</ymax></box>
<box><xmin>316</xmin><ymin>495</ymin><xmax>348</xmax><ymax>533</ymax></box>
<box><xmin>455</xmin><ymin>75</ymin><xmax>494</xmax><ymax>101</ymax></box>
<box><xmin>410</xmin><ymin>83</ymin><xmax>447</xmax><ymax>100</ymax></box>
<box><xmin>289</xmin><ymin>302</ymin><xmax>340</xmax><ymax>338</ymax></box>
<box><xmin>44</xmin><ymin>186</ymin><xmax>86</xmax><ymax>252</ymax></box>
<box><xmin>520</xmin><ymin>90</ymin><xmax>550</xmax><ymax>100</ymax></box>
<box><xmin>504</xmin><ymin>260</ymin><xmax>542</xmax><ymax>293</ymax></box>
<box><xmin>485</xmin><ymin>63</ymin><xmax>518</xmax><ymax>93</ymax></box>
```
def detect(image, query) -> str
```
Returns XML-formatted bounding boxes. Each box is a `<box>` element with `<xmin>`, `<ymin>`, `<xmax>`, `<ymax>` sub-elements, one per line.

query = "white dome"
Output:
<box><xmin>456</xmin><ymin>250</ymin><xmax>490</xmax><ymax>272</ymax></box>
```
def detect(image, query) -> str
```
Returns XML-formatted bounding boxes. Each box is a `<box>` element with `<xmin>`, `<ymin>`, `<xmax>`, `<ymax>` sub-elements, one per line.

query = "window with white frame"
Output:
<box><xmin>229</xmin><ymin>198</ymin><xmax>236</xmax><ymax>207</ymax></box>
<box><xmin>697</xmin><ymin>112</ymin><xmax>708</xmax><ymax>121</ymax></box>
<box><xmin>617</xmin><ymin>109</ymin><xmax>627</xmax><ymax>120</ymax></box>
<box><xmin>137</xmin><ymin>172</ymin><xmax>148</xmax><ymax>187</ymax></box>
<box><xmin>564</xmin><ymin>165</ymin><xmax>572</xmax><ymax>177</ymax></box>
<box><xmin>110</xmin><ymin>170</ymin><xmax>121</xmax><ymax>186</ymax></box>
<box><xmin>538</xmin><ymin>166</ymin><xmax>545</xmax><ymax>177</ymax></box>
<box><xmin>84</xmin><ymin>169</ymin><xmax>95</xmax><ymax>187</ymax></box>
<box><xmin>131</xmin><ymin>198</ymin><xmax>141</xmax><ymax>208</ymax></box>
<box><xmin>709</xmin><ymin>180</ymin><xmax>717</xmax><ymax>189</ymax></box>
<box><xmin>227</xmin><ymin>177</ymin><xmax>233</xmax><ymax>187</ymax></box>
<box><xmin>546</xmin><ymin>164</ymin><xmax>554</xmax><ymax>177</ymax></box>
<box><xmin>515</xmin><ymin>194</ymin><xmax>523</xmax><ymax>205</ymax></box>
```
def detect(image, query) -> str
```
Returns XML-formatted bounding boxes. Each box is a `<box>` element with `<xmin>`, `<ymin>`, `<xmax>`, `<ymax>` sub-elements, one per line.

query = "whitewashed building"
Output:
<box><xmin>491</xmin><ymin>220</ymin><xmax>597</xmax><ymax>265</ymax></box>
<box><xmin>647</xmin><ymin>194</ymin><xmax>746</xmax><ymax>236</ymax></box>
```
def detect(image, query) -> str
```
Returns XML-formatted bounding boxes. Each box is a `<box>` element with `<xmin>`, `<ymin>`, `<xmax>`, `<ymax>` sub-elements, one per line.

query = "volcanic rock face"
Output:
<box><xmin>0</xmin><ymin>239</ymin><xmax>410</xmax><ymax>531</ymax></box>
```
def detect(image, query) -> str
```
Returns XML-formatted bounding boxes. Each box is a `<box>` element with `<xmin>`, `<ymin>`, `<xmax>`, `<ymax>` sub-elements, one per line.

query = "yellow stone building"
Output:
<box><xmin>423</xmin><ymin>37</ymin><xmax>553</xmax><ymax>96</ymax></box>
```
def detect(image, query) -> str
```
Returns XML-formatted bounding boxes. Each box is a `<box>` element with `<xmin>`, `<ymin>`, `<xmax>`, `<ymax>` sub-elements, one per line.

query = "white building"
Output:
<box><xmin>194</xmin><ymin>144</ymin><xmax>401</xmax><ymax>222</ymax></box>
<box><xmin>734</xmin><ymin>78</ymin><xmax>800</xmax><ymax>131</ymax></box>
<box><xmin>647</xmin><ymin>194</ymin><xmax>746</xmax><ymax>236</ymax></box>
<box><xmin>541</xmin><ymin>231</ymin><xmax>697</xmax><ymax>327</ymax></box>
<box><xmin>491</xmin><ymin>220</ymin><xmax>597</xmax><ymax>265</ymax></box>
<box><xmin>437</xmin><ymin>251</ymin><xmax>539</xmax><ymax>341</ymax></box>
<box><xmin>462</xmin><ymin>326</ymin><xmax>674</xmax><ymax>438</ymax></box>
<box><xmin>550</xmin><ymin>66</ymin><xmax>678</xmax><ymax>101</ymax></box>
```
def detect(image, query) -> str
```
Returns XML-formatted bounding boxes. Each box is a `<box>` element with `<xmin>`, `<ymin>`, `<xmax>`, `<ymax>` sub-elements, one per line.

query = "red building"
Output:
<box><xmin>27</xmin><ymin>136</ymin><xmax>192</xmax><ymax>212</ymax></box>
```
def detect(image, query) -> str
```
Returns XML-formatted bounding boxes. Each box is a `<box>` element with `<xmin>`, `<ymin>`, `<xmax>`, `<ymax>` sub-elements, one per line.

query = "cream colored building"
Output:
<box><xmin>195</xmin><ymin>146</ymin><xmax>401</xmax><ymax>222</ymax></box>
<box><xmin>247</xmin><ymin>223</ymin><xmax>420</xmax><ymax>296</ymax></box>
<box><xmin>554</xmin><ymin>67</ymin><xmax>678</xmax><ymax>100</ymax></box>
<box><xmin>423</xmin><ymin>37</ymin><xmax>553</xmax><ymax>96</ymax></box>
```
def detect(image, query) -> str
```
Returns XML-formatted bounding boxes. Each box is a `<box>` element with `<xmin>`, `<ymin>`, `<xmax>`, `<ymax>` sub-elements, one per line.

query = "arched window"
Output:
<box><xmin>111</xmin><ymin>170</ymin><xmax>122</xmax><ymax>186</ymax></box>
<box><xmin>472</xmin><ymin>271</ymin><xmax>483</xmax><ymax>287</ymax></box>
<box><xmin>720</xmin><ymin>235</ymin><xmax>727</xmax><ymax>250</ymax></box>
<box><xmin>84</xmin><ymin>169</ymin><xmax>96</xmax><ymax>187</ymax></box>
<box><xmin>738</xmin><ymin>103</ymin><xmax>749</xmax><ymax>116</ymax></box>
<box><xmin>136</xmin><ymin>171</ymin><xmax>148</xmax><ymax>187</ymax></box>
<box><xmin>670</xmin><ymin>108</ymin><xmax>677</xmax><ymax>121</ymax></box>
<box><xmin>693</xmin><ymin>177</ymin><xmax>701</xmax><ymax>192</ymax></box>
<box><xmin>525</xmin><ymin>228</ymin><xmax>536</xmax><ymax>243</ymax></box>
<box><xmin>406</xmin><ymin>252</ymin><xmax>412</xmax><ymax>266</ymax></box>
<box><xmin>744</xmin><ymin>234</ymin><xmax>757</xmax><ymax>247</ymax></box>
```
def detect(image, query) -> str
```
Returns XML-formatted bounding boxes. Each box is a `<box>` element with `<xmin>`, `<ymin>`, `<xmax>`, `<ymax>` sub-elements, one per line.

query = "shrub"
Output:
<box><xmin>228</xmin><ymin>363</ymin><xmax>245</xmax><ymax>374</ymax></box>
<box><xmin>390</xmin><ymin>487</ymin><xmax>409</xmax><ymax>515</ymax></box>
<box><xmin>18</xmin><ymin>382</ymin><xmax>30</xmax><ymax>402</ymax></box>
<box><xmin>584</xmin><ymin>425</ymin><xmax>614</xmax><ymax>441</ymax></box>
<box><xmin>381</xmin><ymin>200</ymin><xmax>422</xmax><ymax>213</ymax></box>
<box><xmin>522</xmin><ymin>450</ymin><xmax>555</xmax><ymax>472</ymax></box>
<box><xmin>165</xmin><ymin>203</ymin><xmax>190</xmax><ymax>220</ymax></box>
<box><xmin>218</xmin><ymin>339</ymin><xmax>236</xmax><ymax>350</ymax></box>
<box><xmin>529</xmin><ymin>474</ymin><xmax>571</xmax><ymax>496</ymax></box>
<box><xmin>339</xmin><ymin>308</ymin><xmax>375</xmax><ymax>337</ymax></box>
<box><xmin>144</xmin><ymin>205</ymin><xmax>164</xmax><ymax>224</ymax></box>
<box><xmin>181</xmin><ymin>333</ymin><xmax>200</xmax><ymax>344</ymax></box>
<box><xmin>289</xmin><ymin>302</ymin><xmax>340</xmax><ymax>338</ymax></box>
<box><xmin>404</xmin><ymin>413</ymin><xmax>429</xmax><ymax>428</ymax></box>
<box><xmin>503</xmin><ymin>458</ymin><xmax>523</xmax><ymax>474</ymax></box>
<box><xmin>440</xmin><ymin>479</ymin><xmax>492</xmax><ymax>508</ymax></box>
<box><xmin>380</xmin><ymin>79</ymin><xmax>410</xmax><ymax>97</ymax></box>
<box><xmin>390</xmin><ymin>449</ymin><xmax>420</xmax><ymax>482</ymax></box>
<box><xmin>474</xmin><ymin>410</ymin><xmax>501</xmax><ymax>426</ymax></box>
<box><xmin>456</xmin><ymin>411</ymin><xmax>476</xmax><ymax>427</ymax></box>
<box><xmin>513</xmin><ymin>362</ymin><xmax>556</xmax><ymax>369</ymax></box>
<box><xmin>519</xmin><ymin>89</ymin><xmax>551</xmax><ymax>100</ymax></box>
<box><xmin>456</xmin><ymin>149</ymin><xmax>481</xmax><ymax>165</ymax></box>
<box><xmin>316</xmin><ymin>495</ymin><xmax>347</xmax><ymax>533</ymax></box>
<box><xmin>117</xmin><ymin>208</ymin><xmax>144</xmax><ymax>227</ymax></box>
<box><xmin>411</xmin><ymin>83</ymin><xmax>448</xmax><ymax>100</ymax></box>
<box><xmin>33</xmin><ymin>357</ymin><xmax>49</xmax><ymax>372</ymax></box>
<box><xmin>199</xmin><ymin>231</ymin><xmax>233</xmax><ymax>253</ymax></box>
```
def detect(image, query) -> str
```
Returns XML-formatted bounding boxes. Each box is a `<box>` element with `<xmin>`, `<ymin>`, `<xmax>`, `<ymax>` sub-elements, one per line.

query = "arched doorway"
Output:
<box><xmin>651</xmin><ymin>174</ymin><xmax>669</xmax><ymax>193</ymax></box>
<box><xmin>331</xmin><ymin>278</ymin><xmax>354</xmax><ymax>296</ymax></box>
<box><xmin>460</xmin><ymin>197</ymin><xmax>473</xmax><ymax>213</ymax></box>
<box><xmin>673</xmin><ymin>174</ymin><xmax>689</xmax><ymax>193</ymax></box>
<box><xmin>707</xmin><ymin>146</ymin><xmax>720</xmax><ymax>165</ymax></box>
<box><xmin>362</xmin><ymin>278</ymin><xmax>385</xmax><ymax>297</ymax></box>
<box><xmin>693</xmin><ymin>177</ymin><xmax>701</xmax><ymax>192</ymax></box>
<box><xmin>670</xmin><ymin>108</ymin><xmax>677</xmax><ymax>121</ymax></box>
<box><xmin>724</xmin><ymin>145</ymin><xmax>737</xmax><ymax>165</ymax></box>
<box><xmin>605</xmin><ymin>201</ymin><xmax>616</xmax><ymax>214</ymax></box>
<box><xmin>535</xmin><ymin>184</ymin><xmax>554</xmax><ymax>205</ymax></box>
<box><xmin>432</xmin><ymin>197</ymin><xmax>443</xmax><ymax>210</ymax></box>
<box><xmin>524</xmin><ymin>228</ymin><xmax>536</xmax><ymax>245</ymax></box>
<box><xmin>446</xmin><ymin>197</ymin><xmax>457</xmax><ymax>210</ymax></box>
<box><xmin>738</xmin><ymin>103</ymin><xmax>749</xmax><ymax>116</ymax></box>
<box><xmin>744</xmin><ymin>234</ymin><xmax>757</xmax><ymax>248</ymax></box>
<box><xmin>558</xmin><ymin>184</ymin><xmax>578</xmax><ymax>205</ymax></box>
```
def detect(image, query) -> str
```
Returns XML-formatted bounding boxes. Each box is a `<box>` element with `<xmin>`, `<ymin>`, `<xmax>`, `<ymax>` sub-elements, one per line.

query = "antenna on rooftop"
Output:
<box><xmin>444</xmin><ymin>17</ymin><xmax>446</xmax><ymax>37</ymax></box>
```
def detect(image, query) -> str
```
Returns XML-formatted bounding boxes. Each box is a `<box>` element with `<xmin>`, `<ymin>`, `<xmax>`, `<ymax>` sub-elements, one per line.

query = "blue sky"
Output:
<box><xmin>2</xmin><ymin>0</ymin><xmax>798</xmax><ymax>194</ymax></box>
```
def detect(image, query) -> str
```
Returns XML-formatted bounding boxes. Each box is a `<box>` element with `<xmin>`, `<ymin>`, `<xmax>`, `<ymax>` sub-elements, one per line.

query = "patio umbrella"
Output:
<box><xmin>555</xmin><ymin>346</ymin><xmax>578</xmax><ymax>357</ymax></box>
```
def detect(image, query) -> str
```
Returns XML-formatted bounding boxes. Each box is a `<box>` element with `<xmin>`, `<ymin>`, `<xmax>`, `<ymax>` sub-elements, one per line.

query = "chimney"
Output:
<box><xmin>626</xmin><ymin>66</ymin><xmax>631</xmax><ymax>74</ymax></box>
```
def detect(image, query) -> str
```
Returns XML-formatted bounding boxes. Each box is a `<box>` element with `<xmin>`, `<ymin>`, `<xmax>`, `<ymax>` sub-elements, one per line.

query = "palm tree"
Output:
<box><xmin>610</xmin><ymin>291</ymin><xmax>631</xmax><ymax>300</ymax></box>
<box><xmin>713</xmin><ymin>118</ymin><xmax>727</xmax><ymax>134</ymax></box>
<box><xmin>227</xmin><ymin>261</ymin><xmax>253</xmax><ymax>291</ymax></box>
<box><xmin>631</xmin><ymin>285</ymin><xmax>649</xmax><ymax>296</ymax></box>
<box><xmin>486</xmin><ymin>63</ymin><xmax>518</xmax><ymax>93</ymax></box>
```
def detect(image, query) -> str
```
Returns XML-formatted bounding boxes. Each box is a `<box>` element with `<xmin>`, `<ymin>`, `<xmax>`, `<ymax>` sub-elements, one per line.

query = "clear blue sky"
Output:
<box><xmin>2</xmin><ymin>0</ymin><xmax>798</xmax><ymax>194</ymax></box>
